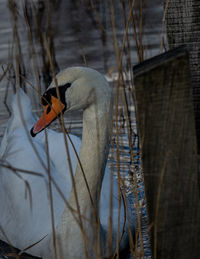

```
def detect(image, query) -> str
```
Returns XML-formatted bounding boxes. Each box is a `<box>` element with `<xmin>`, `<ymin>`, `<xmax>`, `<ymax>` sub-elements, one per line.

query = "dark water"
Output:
<box><xmin>0</xmin><ymin>0</ymin><xmax>164</xmax><ymax>258</ymax></box>
<box><xmin>0</xmin><ymin>0</ymin><xmax>164</xmax><ymax>139</ymax></box>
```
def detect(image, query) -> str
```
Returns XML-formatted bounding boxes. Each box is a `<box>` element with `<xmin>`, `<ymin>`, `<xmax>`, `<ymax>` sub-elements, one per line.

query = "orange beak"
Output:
<box><xmin>31</xmin><ymin>95</ymin><xmax>65</xmax><ymax>137</ymax></box>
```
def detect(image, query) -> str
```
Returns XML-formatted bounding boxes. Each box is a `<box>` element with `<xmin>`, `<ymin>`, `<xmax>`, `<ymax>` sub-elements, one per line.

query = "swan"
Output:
<box><xmin>0</xmin><ymin>67</ymin><xmax>135</xmax><ymax>258</ymax></box>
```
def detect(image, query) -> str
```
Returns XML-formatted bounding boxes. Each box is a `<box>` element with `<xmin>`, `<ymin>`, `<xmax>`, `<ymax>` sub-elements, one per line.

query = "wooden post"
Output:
<box><xmin>164</xmin><ymin>0</ymin><xmax>200</xmax><ymax>153</ymax></box>
<box><xmin>133</xmin><ymin>46</ymin><xmax>200</xmax><ymax>259</ymax></box>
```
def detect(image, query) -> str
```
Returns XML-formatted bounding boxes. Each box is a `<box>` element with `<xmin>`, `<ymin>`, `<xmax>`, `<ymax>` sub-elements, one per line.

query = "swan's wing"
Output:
<box><xmin>0</xmin><ymin>90</ymin><xmax>69</xmax><ymax>254</ymax></box>
<box><xmin>0</xmin><ymin>89</ymin><xmax>37</xmax><ymax>157</ymax></box>
<box><xmin>0</xmin><ymin>126</ymin><xmax>8</xmax><ymax>158</ymax></box>
<box><xmin>0</xmin><ymin>129</ymin><xmax>68</xmax><ymax>246</ymax></box>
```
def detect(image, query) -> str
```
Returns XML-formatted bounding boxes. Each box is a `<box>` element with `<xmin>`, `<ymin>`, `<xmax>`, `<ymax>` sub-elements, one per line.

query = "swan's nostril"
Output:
<box><xmin>46</xmin><ymin>105</ymin><xmax>51</xmax><ymax>114</ymax></box>
<box><xmin>30</xmin><ymin>127</ymin><xmax>36</xmax><ymax>137</ymax></box>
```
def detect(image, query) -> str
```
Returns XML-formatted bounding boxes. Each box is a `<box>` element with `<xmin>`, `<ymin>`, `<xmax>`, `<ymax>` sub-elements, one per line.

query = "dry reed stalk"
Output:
<box><xmin>109</xmin><ymin>1</ymin><xmax>124</xmax><ymax>257</ymax></box>
<box><xmin>0</xmin><ymin>160</ymin><xmax>33</xmax><ymax>214</ymax></box>
<box><xmin>79</xmin><ymin>43</ymin><xmax>88</xmax><ymax>66</ymax></box>
<box><xmin>1</xmin><ymin>62</ymin><xmax>12</xmax><ymax>116</ymax></box>
<box><xmin>0</xmin><ymin>161</ymin><xmax>44</xmax><ymax>178</ymax></box>
<box><xmin>44</xmin><ymin>34</ymin><xmax>96</xmax><ymax>259</ymax></box>
<box><xmin>23</xmin><ymin>0</ymin><xmax>42</xmax><ymax>104</ymax></box>
<box><xmin>103</xmin><ymin>88</ymin><xmax>116</xmax><ymax>257</ymax></box>
<box><xmin>6</xmin><ymin>4</ymin><xmax>87</xmax><ymax>256</ymax></box>
<box><xmin>128</xmin><ymin>0</ymin><xmax>142</xmax><ymax>63</ymax></box>
<box><xmin>17</xmin><ymin>235</ymin><xmax>48</xmax><ymax>257</ymax></box>
<box><xmin>2</xmin><ymin>1</ymin><xmax>150</xmax><ymax>258</ymax></box>
<box><xmin>30</xmin><ymin>0</ymin><xmax>50</xmax><ymax>88</ymax></box>
<box><xmin>43</xmin><ymin>120</ymin><xmax>58</xmax><ymax>259</ymax></box>
<box><xmin>0</xmin><ymin>225</ymin><xmax>20</xmax><ymax>259</ymax></box>
<box><xmin>8</xmin><ymin>0</ymin><xmax>27</xmax><ymax>92</ymax></box>
<box><xmin>44</xmin><ymin>26</ymin><xmax>107</xmax><ymax>257</ymax></box>
<box><xmin>121</xmin><ymin>0</ymin><xmax>132</xmax><ymax>74</ymax></box>
<box><xmin>89</xmin><ymin>0</ymin><xmax>106</xmax><ymax>34</ymax></box>
<box><xmin>109</xmin><ymin>0</ymin><xmax>147</xmax><ymax>257</ymax></box>
<box><xmin>138</xmin><ymin>0</ymin><xmax>144</xmax><ymax>61</ymax></box>
<box><xmin>21</xmin><ymin>11</ymin><xmax>59</xmax><ymax>254</ymax></box>
<box><xmin>160</xmin><ymin>0</ymin><xmax>170</xmax><ymax>52</ymax></box>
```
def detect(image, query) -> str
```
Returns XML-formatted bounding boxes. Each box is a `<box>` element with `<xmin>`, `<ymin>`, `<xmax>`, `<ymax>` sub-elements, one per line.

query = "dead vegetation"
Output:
<box><xmin>0</xmin><ymin>0</ymin><xmax>165</xmax><ymax>258</ymax></box>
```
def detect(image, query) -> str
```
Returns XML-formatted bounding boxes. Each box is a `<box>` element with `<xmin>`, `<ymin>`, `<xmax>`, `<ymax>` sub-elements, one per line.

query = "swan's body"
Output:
<box><xmin>0</xmin><ymin>67</ymin><xmax>134</xmax><ymax>258</ymax></box>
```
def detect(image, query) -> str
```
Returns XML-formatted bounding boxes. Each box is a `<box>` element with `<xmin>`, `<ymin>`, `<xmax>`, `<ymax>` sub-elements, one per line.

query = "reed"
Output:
<box><xmin>0</xmin><ymin>0</ymin><xmax>165</xmax><ymax>258</ymax></box>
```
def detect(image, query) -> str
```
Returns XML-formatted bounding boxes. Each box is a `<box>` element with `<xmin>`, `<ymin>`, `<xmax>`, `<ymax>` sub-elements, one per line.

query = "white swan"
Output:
<box><xmin>0</xmin><ymin>67</ymin><xmax>134</xmax><ymax>258</ymax></box>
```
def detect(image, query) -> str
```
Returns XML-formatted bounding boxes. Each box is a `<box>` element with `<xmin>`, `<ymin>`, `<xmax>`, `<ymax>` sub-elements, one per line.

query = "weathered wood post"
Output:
<box><xmin>164</xmin><ymin>0</ymin><xmax>200</xmax><ymax>153</ymax></box>
<box><xmin>133</xmin><ymin>46</ymin><xmax>200</xmax><ymax>259</ymax></box>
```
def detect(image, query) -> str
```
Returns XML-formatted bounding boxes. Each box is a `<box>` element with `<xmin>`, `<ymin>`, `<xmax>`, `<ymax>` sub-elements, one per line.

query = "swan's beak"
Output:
<box><xmin>30</xmin><ymin>95</ymin><xmax>65</xmax><ymax>137</ymax></box>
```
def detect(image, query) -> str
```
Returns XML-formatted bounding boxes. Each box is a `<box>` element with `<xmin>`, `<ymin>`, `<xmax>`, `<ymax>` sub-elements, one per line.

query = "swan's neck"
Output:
<box><xmin>51</xmin><ymin>100</ymin><xmax>112</xmax><ymax>258</ymax></box>
<box><xmin>76</xmin><ymin>104</ymin><xmax>111</xmax><ymax>208</ymax></box>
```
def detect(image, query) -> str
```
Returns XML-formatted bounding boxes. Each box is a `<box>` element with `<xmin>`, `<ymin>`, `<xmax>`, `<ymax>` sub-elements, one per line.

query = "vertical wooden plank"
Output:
<box><xmin>164</xmin><ymin>0</ymin><xmax>200</xmax><ymax>153</ymax></box>
<box><xmin>133</xmin><ymin>46</ymin><xmax>200</xmax><ymax>259</ymax></box>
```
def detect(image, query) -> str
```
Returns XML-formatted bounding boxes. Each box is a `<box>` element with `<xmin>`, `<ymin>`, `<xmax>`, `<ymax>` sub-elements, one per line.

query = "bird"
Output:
<box><xmin>0</xmin><ymin>67</ymin><xmax>135</xmax><ymax>258</ymax></box>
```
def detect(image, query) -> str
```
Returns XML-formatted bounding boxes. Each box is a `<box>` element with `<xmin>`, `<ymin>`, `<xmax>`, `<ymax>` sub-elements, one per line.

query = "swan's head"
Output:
<box><xmin>30</xmin><ymin>67</ymin><xmax>111</xmax><ymax>137</ymax></box>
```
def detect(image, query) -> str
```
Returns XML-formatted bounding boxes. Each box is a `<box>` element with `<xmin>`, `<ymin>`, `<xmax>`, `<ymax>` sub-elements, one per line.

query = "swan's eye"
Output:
<box><xmin>41</xmin><ymin>83</ymin><xmax>71</xmax><ymax>107</ymax></box>
<box><xmin>42</xmin><ymin>93</ymin><xmax>51</xmax><ymax>106</ymax></box>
